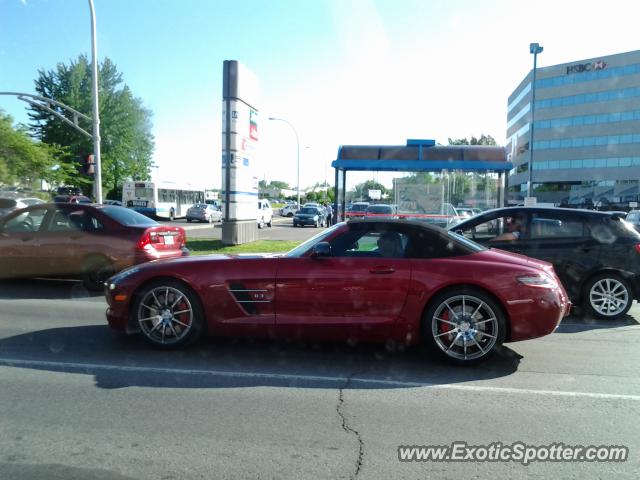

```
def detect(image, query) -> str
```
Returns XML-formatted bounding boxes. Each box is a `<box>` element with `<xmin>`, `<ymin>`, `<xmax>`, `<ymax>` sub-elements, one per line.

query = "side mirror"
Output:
<box><xmin>311</xmin><ymin>242</ymin><xmax>332</xmax><ymax>258</ymax></box>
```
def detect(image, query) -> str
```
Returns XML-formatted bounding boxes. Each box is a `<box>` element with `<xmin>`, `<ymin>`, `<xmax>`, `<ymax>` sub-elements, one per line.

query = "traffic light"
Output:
<box><xmin>84</xmin><ymin>154</ymin><xmax>95</xmax><ymax>175</ymax></box>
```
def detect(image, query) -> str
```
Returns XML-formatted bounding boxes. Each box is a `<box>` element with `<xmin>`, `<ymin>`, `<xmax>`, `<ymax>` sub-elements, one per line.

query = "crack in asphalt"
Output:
<box><xmin>337</xmin><ymin>372</ymin><xmax>364</xmax><ymax>480</ymax></box>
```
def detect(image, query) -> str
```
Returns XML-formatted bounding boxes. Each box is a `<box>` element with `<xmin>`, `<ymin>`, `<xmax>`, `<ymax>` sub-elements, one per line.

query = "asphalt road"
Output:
<box><xmin>1</xmin><ymin>279</ymin><xmax>639</xmax><ymax>479</ymax></box>
<box><xmin>159</xmin><ymin>216</ymin><xmax>325</xmax><ymax>241</ymax></box>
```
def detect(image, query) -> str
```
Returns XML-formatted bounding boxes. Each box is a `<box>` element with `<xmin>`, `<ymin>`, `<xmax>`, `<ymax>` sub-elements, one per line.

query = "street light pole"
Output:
<box><xmin>269</xmin><ymin>117</ymin><xmax>300</xmax><ymax>207</ymax></box>
<box><xmin>527</xmin><ymin>42</ymin><xmax>543</xmax><ymax>199</ymax></box>
<box><xmin>88</xmin><ymin>0</ymin><xmax>102</xmax><ymax>203</ymax></box>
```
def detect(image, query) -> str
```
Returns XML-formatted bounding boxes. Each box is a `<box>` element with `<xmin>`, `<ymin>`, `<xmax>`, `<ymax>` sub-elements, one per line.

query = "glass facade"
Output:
<box><xmin>534</xmin><ymin>109</ymin><xmax>640</xmax><ymax>130</ymax></box>
<box><xmin>535</xmin><ymin>85</ymin><xmax>640</xmax><ymax>110</ymax></box>
<box><xmin>535</xmin><ymin>156</ymin><xmax>640</xmax><ymax>170</ymax></box>
<box><xmin>507</xmin><ymin>50</ymin><xmax>640</xmax><ymax>207</ymax></box>
<box><xmin>534</xmin><ymin>134</ymin><xmax>640</xmax><ymax>150</ymax></box>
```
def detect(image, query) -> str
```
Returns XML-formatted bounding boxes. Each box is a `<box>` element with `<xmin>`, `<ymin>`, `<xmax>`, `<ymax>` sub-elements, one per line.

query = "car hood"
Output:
<box><xmin>472</xmin><ymin>248</ymin><xmax>554</xmax><ymax>273</ymax></box>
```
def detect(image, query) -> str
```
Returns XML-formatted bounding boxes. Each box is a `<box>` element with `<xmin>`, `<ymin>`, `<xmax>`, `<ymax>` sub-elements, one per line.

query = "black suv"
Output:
<box><xmin>451</xmin><ymin>207</ymin><xmax>640</xmax><ymax>319</ymax></box>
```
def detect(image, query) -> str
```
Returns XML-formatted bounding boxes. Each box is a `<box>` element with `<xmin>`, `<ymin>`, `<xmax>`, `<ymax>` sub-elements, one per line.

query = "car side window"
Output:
<box><xmin>529</xmin><ymin>214</ymin><xmax>584</xmax><ymax>239</ymax></box>
<box><xmin>407</xmin><ymin>230</ymin><xmax>467</xmax><ymax>258</ymax></box>
<box><xmin>330</xmin><ymin>228</ymin><xmax>408</xmax><ymax>258</ymax></box>
<box><xmin>48</xmin><ymin>209</ymin><xmax>104</xmax><ymax>232</ymax></box>
<box><xmin>2</xmin><ymin>208</ymin><xmax>48</xmax><ymax>233</ymax></box>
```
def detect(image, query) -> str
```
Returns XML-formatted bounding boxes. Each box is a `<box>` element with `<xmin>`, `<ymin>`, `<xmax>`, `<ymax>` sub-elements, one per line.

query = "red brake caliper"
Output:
<box><xmin>438</xmin><ymin>310</ymin><xmax>451</xmax><ymax>338</ymax></box>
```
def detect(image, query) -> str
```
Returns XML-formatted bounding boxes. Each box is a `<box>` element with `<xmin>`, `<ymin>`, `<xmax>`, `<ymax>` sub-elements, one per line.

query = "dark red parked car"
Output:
<box><xmin>105</xmin><ymin>220</ymin><xmax>569</xmax><ymax>364</ymax></box>
<box><xmin>0</xmin><ymin>203</ymin><xmax>188</xmax><ymax>290</ymax></box>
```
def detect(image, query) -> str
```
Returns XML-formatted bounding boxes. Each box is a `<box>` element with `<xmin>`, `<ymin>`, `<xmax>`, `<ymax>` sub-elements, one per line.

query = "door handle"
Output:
<box><xmin>370</xmin><ymin>266</ymin><xmax>395</xmax><ymax>274</ymax></box>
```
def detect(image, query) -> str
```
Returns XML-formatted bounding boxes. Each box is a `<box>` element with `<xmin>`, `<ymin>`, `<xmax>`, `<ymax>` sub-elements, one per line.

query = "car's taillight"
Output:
<box><xmin>634</xmin><ymin>244</ymin><xmax>640</xmax><ymax>255</ymax></box>
<box><xmin>137</xmin><ymin>228</ymin><xmax>162</xmax><ymax>250</ymax></box>
<box><xmin>177</xmin><ymin>227</ymin><xmax>186</xmax><ymax>247</ymax></box>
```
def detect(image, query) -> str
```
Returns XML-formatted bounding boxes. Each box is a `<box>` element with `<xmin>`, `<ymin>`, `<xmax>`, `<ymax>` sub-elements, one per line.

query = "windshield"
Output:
<box><xmin>297</xmin><ymin>207</ymin><xmax>318</xmax><ymax>214</ymax></box>
<box><xmin>351</xmin><ymin>204</ymin><xmax>368</xmax><ymax>212</ymax></box>
<box><xmin>367</xmin><ymin>205</ymin><xmax>392</xmax><ymax>214</ymax></box>
<box><xmin>285</xmin><ymin>223</ymin><xmax>341</xmax><ymax>257</ymax></box>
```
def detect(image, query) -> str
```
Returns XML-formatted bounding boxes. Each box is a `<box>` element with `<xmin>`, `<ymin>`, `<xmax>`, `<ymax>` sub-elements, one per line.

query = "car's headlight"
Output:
<box><xmin>516</xmin><ymin>273</ymin><xmax>557</xmax><ymax>288</ymax></box>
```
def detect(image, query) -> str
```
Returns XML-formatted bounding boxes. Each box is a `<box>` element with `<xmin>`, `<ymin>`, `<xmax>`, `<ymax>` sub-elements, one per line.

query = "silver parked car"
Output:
<box><xmin>186</xmin><ymin>203</ymin><xmax>222</xmax><ymax>223</ymax></box>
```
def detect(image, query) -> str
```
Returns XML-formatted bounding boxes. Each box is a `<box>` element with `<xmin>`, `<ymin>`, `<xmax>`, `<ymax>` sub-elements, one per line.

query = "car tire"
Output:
<box><xmin>258</xmin><ymin>219</ymin><xmax>264</xmax><ymax>229</ymax></box>
<box><xmin>422</xmin><ymin>287</ymin><xmax>506</xmax><ymax>365</ymax></box>
<box><xmin>287</xmin><ymin>213</ymin><xmax>293</xmax><ymax>217</ymax></box>
<box><xmin>583</xmin><ymin>273</ymin><xmax>633</xmax><ymax>319</ymax></box>
<box><xmin>133</xmin><ymin>279</ymin><xmax>205</xmax><ymax>349</ymax></box>
<box><xmin>267</xmin><ymin>219</ymin><xmax>272</xmax><ymax>228</ymax></box>
<box><xmin>82</xmin><ymin>255</ymin><xmax>117</xmax><ymax>291</ymax></box>
<box><xmin>314</xmin><ymin>221</ymin><xmax>319</xmax><ymax>228</ymax></box>
<box><xmin>187</xmin><ymin>218</ymin><xmax>192</xmax><ymax>223</ymax></box>
<box><xmin>169</xmin><ymin>209</ymin><xmax>175</xmax><ymax>221</ymax></box>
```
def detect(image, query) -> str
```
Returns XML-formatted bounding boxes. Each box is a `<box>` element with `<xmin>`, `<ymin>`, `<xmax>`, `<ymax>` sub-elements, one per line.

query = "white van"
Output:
<box><xmin>257</xmin><ymin>199</ymin><xmax>273</xmax><ymax>228</ymax></box>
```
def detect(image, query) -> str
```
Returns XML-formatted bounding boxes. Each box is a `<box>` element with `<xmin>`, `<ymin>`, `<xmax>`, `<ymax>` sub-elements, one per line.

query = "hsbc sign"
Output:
<box><xmin>566</xmin><ymin>60</ymin><xmax>607</xmax><ymax>75</ymax></box>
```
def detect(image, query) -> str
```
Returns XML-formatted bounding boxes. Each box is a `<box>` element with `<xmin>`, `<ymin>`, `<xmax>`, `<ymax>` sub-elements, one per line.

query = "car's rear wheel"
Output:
<box><xmin>423</xmin><ymin>288</ymin><xmax>506</xmax><ymax>365</ymax></box>
<box><xmin>169</xmin><ymin>208</ymin><xmax>175</xmax><ymax>221</ymax></box>
<box><xmin>584</xmin><ymin>273</ymin><xmax>632</xmax><ymax>319</ymax></box>
<box><xmin>133</xmin><ymin>280</ymin><xmax>205</xmax><ymax>348</ymax></box>
<box><xmin>82</xmin><ymin>255</ymin><xmax>117</xmax><ymax>291</ymax></box>
<box><xmin>186</xmin><ymin>218</ymin><xmax>192</xmax><ymax>223</ymax></box>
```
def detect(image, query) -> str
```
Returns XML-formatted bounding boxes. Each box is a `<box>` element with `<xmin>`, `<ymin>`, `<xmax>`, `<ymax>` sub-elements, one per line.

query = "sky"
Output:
<box><xmin>1</xmin><ymin>0</ymin><xmax>640</xmax><ymax>191</ymax></box>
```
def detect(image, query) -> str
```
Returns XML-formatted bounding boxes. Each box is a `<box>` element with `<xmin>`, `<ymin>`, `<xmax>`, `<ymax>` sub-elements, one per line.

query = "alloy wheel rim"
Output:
<box><xmin>138</xmin><ymin>286</ymin><xmax>193</xmax><ymax>344</ymax></box>
<box><xmin>431</xmin><ymin>295</ymin><xmax>499</xmax><ymax>361</ymax></box>
<box><xmin>589</xmin><ymin>278</ymin><xmax>628</xmax><ymax>317</ymax></box>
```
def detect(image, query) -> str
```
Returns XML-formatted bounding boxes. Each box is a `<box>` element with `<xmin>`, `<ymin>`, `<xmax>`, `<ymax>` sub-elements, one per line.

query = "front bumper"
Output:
<box><xmin>294</xmin><ymin>217</ymin><xmax>320</xmax><ymax>225</ymax></box>
<box><xmin>504</xmin><ymin>284</ymin><xmax>571</xmax><ymax>342</ymax></box>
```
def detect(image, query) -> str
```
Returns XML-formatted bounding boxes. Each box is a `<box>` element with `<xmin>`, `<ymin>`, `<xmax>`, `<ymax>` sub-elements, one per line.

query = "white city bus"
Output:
<box><xmin>122</xmin><ymin>181</ymin><xmax>205</xmax><ymax>220</ymax></box>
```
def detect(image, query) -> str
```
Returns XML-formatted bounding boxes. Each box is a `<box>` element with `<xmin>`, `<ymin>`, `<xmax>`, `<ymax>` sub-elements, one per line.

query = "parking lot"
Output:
<box><xmin>159</xmin><ymin>214</ymin><xmax>324</xmax><ymax>241</ymax></box>
<box><xmin>1</xmin><ymin>278</ymin><xmax>639</xmax><ymax>479</ymax></box>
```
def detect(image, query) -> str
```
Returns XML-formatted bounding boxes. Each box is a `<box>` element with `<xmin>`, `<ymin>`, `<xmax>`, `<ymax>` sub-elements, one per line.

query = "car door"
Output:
<box><xmin>37</xmin><ymin>207</ymin><xmax>98</xmax><ymax>276</ymax></box>
<box><xmin>526</xmin><ymin>211</ymin><xmax>597</xmax><ymax>299</ymax></box>
<box><xmin>0</xmin><ymin>206</ymin><xmax>49</xmax><ymax>278</ymax></box>
<box><xmin>275</xmin><ymin>223</ymin><xmax>412</xmax><ymax>326</ymax></box>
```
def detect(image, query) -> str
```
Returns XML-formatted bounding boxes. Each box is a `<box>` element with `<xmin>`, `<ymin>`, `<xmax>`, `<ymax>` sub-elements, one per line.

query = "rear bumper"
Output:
<box><xmin>134</xmin><ymin>247</ymin><xmax>188</xmax><ymax>264</ymax></box>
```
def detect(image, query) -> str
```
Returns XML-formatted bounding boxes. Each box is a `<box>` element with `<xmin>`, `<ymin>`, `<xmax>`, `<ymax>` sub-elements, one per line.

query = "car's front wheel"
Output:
<box><xmin>82</xmin><ymin>255</ymin><xmax>116</xmax><ymax>291</ymax></box>
<box><xmin>423</xmin><ymin>287</ymin><xmax>506</xmax><ymax>365</ymax></box>
<box><xmin>584</xmin><ymin>273</ymin><xmax>632</xmax><ymax>319</ymax></box>
<box><xmin>133</xmin><ymin>280</ymin><xmax>205</xmax><ymax>348</ymax></box>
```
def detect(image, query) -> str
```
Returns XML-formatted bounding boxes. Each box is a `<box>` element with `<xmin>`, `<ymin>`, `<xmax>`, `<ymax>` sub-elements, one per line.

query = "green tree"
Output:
<box><xmin>348</xmin><ymin>180</ymin><xmax>388</xmax><ymax>202</ymax></box>
<box><xmin>0</xmin><ymin>110</ymin><xmax>58</xmax><ymax>187</ymax></box>
<box><xmin>447</xmin><ymin>134</ymin><xmax>497</xmax><ymax>146</ymax></box>
<box><xmin>28</xmin><ymin>54</ymin><xmax>154</xmax><ymax>197</ymax></box>
<box><xmin>269</xmin><ymin>180</ymin><xmax>290</xmax><ymax>190</ymax></box>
